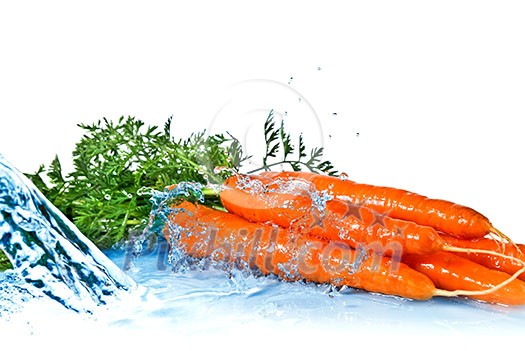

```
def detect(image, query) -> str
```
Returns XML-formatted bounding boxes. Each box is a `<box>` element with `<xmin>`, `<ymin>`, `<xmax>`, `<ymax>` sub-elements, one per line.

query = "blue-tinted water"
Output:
<box><xmin>104</xmin><ymin>244</ymin><xmax>525</xmax><ymax>338</ymax></box>
<box><xmin>0</xmin><ymin>154</ymin><xmax>135</xmax><ymax>314</ymax></box>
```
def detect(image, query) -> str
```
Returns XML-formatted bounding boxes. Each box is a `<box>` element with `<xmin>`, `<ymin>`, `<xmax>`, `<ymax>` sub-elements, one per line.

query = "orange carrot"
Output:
<box><xmin>220</xmin><ymin>173</ymin><xmax>310</xmax><ymax>228</ymax></box>
<box><xmin>165</xmin><ymin>201</ymin><xmax>525</xmax><ymax>304</ymax></box>
<box><xmin>403</xmin><ymin>251</ymin><xmax>525</xmax><ymax>305</ymax></box>
<box><xmin>440</xmin><ymin>235</ymin><xmax>525</xmax><ymax>280</ymax></box>
<box><xmin>165</xmin><ymin>201</ymin><xmax>437</xmax><ymax>299</ymax></box>
<box><xmin>220</xmin><ymin>174</ymin><xmax>522</xmax><ymax>261</ymax></box>
<box><xmin>221</xmin><ymin>173</ymin><xmax>443</xmax><ymax>255</ymax></box>
<box><xmin>261</xmin><ymin>171</ymin><xmax>505</xmax><ymax>241</ymax></box>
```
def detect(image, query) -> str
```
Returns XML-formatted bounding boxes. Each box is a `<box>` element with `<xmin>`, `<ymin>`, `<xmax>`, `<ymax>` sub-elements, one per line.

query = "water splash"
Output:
<box><xmin>0</xmin><ymin>270</ymin><xmax>37</xmax><ymax>318</ymax></box>
<box><xmin>0</xmin><ymin>154</ymin><xmax>135</xmax><ymax>313</ymax></box>
<box><xmin>338</xmin><ymin>172</ymin><xmax>350</xmax><ymax>181</ymax></box>
<box><xmin>234</xmin><ymin>174</ymin><xmax>333</xmax><ymax>215</ymax></box>
<box><xmin>144</xmin><ymin>178</ymin><xmax>369</xmax><ymax>292</ymax></box>
<box><xmin>142</xmin><ymin>182</ymin><xmax>265</xmax><ymax>277</ymax></box>
<box><xmin>137</xmin><ymin>181</ymin><xmax>206</xmax><ymax>273</ymax></box>
<box><xmin>234</xmin><ymin>174</ymin><xmax>267</xmax><ymax>195</ymax></box>
<box><xmin>115</xmin><ymin>175</ymin><xmax>371</xmax><ymax>307</ymax></box>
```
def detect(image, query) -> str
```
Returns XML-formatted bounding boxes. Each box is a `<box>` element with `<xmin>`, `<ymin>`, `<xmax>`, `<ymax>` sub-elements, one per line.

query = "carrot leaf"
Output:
<box><xmin>251</xmin><ymin>111</ymin><xmax>339</xmax><ymax>176</ymax></box>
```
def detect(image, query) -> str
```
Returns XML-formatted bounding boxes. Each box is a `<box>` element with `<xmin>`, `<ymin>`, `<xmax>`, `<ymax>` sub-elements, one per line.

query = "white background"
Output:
<box><xmin>1</xmin><ymin>0</ymin><xmax>524</xmax><ymax>243</ymax></box>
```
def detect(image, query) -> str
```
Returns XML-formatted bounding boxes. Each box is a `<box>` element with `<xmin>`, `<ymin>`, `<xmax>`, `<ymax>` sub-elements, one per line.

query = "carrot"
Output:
<box><xmin>403</xmin><ymin>251</ymin><xmax>525</xmax><ymax>305</ymax></box>
<box><xmin>440</xmin><ymin>235</ymin><xmax>525</xmax><ymax>280</ymax></box>
<box><xmin>221</xmin><ymin>176</ymin><xmax>440</xmax><ymax>255</ymax></box>
<box><xmin>165</xmin><ymin>201</ymin><xmax>525</xmax><ymax>304</ymax></box>
<box><xmin>260</xmin><ymin>171</ymin><xmax>509</xmax><ymax>242</ymax></box>
<box><xmin>220</xmin><ymin>173</ymin><xmax>311</xmax><ymax>228</ymax></box>
<box><xmin>164</xmin><ymin>200</ymin><xmax>435</xmax><ymax>299</ymax></box>
<box><xmin>220</xmin><ymin>174</ymin><xmax>523</xmax><ymax>262</ymax></box>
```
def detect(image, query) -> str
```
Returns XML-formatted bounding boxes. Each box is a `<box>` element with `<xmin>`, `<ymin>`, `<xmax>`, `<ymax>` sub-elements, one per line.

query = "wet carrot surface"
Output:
<box><xmin>162</xmin><ymin>171</ymin><xmax>525</xmax><ymax>305</ymax></box>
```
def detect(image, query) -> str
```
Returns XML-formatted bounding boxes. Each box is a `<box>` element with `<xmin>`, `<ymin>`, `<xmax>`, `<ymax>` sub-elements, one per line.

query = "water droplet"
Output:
<box><xmin>137</xmin><ymin>187</ymin><xmax>153</xmax><ymax>196</ymax></box>
<box><xmin>214</xmin><ymin>166</ymin><xmax>235</xmax><ymax>174</ymax></box>
<box><xmin>339</xmin><ymin>172</ymin><xmax>349</xmax><ymax>181</ymax></box>
<box><xmin>104</xmin><ymin>194</ymin><xmax>111</xmax><ymax>201</ymax></box>
<box><xmin>176</xmin><ymin>158</ymin><xmax>181</xmax><ymax>163</ymax></box>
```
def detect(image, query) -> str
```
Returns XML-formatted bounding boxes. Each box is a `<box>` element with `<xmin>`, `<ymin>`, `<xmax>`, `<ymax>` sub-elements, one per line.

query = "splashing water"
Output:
<box><xmin>129</xmin><ymin>181</ymin><xmax>206</xmax><ymax>274</ymax></box>
<box><xmin>139</xmin><ymin>177</ymin><xmax>369</xmax><ymax>286</ymax></box>
<box><xmin>234</xmin><ymin>174</ymin><xmax>333</xmax><ymax>214</ymax></box>
<box><xmin>0</xmin><ymin>154</ymin><xmax>135</xmax><ymax>313</ymax></box>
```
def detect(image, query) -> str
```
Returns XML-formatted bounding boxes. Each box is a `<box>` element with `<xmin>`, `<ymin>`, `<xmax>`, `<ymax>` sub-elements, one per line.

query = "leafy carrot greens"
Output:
<box><xmin>16</xmin><ymin>111</ymin><xmax>337</xmax><ymax>253</ymax></box>
<box><xmin>253</xmin><ymin>110</ymin><xmax>337</xmax><ymax>175</ymax></box>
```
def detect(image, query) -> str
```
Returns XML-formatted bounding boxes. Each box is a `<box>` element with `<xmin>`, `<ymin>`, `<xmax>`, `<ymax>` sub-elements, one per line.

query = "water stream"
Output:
<box><xmin>0</xmin><ymin>154</ymin><xmax>135</xmax><ymax>314</ymax></box>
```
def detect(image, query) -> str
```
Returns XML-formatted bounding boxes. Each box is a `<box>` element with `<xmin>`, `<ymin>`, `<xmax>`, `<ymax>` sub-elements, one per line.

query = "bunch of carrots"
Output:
<box><xmin>164</xmin><ymin>171</ymin><xmax>525</xmax><ymax>305</ymax></box>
